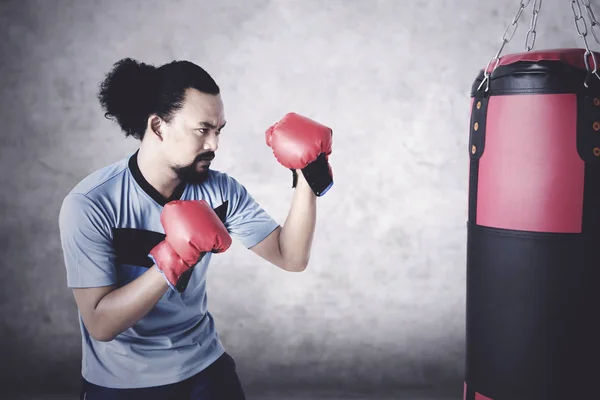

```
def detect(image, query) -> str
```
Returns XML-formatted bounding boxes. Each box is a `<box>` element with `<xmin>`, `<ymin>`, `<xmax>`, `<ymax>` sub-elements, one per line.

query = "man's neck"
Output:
<box><xmin>136</xmin><ymin>144</ymin><xmax>182</xmax><ymax>200</ymax></box>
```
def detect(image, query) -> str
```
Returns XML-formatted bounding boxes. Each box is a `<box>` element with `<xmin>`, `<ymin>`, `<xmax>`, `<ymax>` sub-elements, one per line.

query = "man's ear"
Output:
<box><xmin>149</xmin><ymin>115</ymin><xmax>163</xmax><ymax>139</ymax></box>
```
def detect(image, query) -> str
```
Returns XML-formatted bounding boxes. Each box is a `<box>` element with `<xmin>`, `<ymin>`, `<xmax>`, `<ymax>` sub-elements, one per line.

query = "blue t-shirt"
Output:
<box><xmin>58</xmin><ymin>151</ymin><xmax>279</xmax><ymax>389</ymax></box>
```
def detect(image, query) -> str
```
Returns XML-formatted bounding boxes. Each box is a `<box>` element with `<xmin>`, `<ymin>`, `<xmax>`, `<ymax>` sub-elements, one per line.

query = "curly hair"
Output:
<box><xmin>98</xmin><ymin>58</ymin><xmax>220</xmax><ymax>140</ymax></box>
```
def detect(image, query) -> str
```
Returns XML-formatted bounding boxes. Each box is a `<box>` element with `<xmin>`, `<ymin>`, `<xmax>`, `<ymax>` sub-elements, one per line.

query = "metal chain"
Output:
<box><xmin>580</xmin><ymin>0</ymin><xmax>600</xmax><ymax>44</ymax></box>
<box><xmin>526</xmin><ymin>0</ymin><xmax>542</xmax><ymax>50</ymax></box>
<box><xmin>570</xmin><ymin>0</ymin><xmax>600</xmax><ymax>86</ymax></box>
<box><xmin>478</xmin><ymin>0</ymin><xmax>532</xmax><ymax>92</ymax></box>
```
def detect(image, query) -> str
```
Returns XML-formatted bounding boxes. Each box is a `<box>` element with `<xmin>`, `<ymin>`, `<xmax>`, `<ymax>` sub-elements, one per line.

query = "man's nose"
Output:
<box><xmin>203</xmin><ymin>131</ymin><xmax>219</xmax><ymax>151</ymax></box>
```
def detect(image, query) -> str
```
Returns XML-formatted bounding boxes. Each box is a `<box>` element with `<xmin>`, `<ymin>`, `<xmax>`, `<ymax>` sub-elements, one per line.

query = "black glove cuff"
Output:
<box><xmin>290</xmin><ymin>169</ymin><xmax>299</xmax><ymax>188</ymax></box>
<box><xmin>301</xmin><ymin>153</ymin><xmax>333</xmax><ymax>197</ymax></box>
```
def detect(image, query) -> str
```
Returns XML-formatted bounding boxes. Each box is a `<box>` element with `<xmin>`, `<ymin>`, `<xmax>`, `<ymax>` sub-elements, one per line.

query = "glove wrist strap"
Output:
<box><xmin>291</xmin><ymin>153</ymin><xmax>333</xmax><ymax>197</ymax></box>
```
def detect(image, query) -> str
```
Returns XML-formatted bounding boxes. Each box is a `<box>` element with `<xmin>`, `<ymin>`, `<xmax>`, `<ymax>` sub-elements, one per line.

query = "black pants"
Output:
<box><xmin>80</xmin><ymin>352</ymin><xmax>246</xmax><ymax>400</ymax></box>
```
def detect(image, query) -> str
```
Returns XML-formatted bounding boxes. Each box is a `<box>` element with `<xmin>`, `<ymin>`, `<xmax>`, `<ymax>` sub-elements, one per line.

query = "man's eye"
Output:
<box><xmin>197</xmin><ymin>128</ymin><xmax>208</xmax><ymax>134</ymax></box>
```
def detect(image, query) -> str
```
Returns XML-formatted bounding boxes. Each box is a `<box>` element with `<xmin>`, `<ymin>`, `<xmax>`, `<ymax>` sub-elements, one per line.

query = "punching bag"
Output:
<box><xmin>465</xmin><ymin>48</ymin><xmax>600</xmax><ymax>400</ymax></box>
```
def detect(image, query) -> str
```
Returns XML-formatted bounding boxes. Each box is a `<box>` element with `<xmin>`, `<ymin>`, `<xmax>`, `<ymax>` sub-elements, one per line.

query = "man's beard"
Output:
<box><xmin>173</xmin><ymin>152</ymin><xmax>215</xmax><ymax>184</ymax></box>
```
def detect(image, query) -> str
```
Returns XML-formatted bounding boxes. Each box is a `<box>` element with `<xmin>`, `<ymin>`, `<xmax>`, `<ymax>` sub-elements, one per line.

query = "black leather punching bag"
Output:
<box><xmin>464</xmin><ymin>48</ymin><xmax>600</xmax><ymax>400</ymax></box>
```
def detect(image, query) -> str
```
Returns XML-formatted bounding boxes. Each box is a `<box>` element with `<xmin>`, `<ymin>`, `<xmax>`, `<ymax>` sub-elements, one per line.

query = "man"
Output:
<box><xmin>58</xmin><ymin>58</ymin><xmax>334</xmax><ymax>399</ymax></box>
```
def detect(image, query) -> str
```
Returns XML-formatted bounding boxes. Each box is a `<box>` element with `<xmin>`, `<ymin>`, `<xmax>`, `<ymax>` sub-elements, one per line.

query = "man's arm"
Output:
<box><xmin>63</xmin><ymin>196</ymin><xmax>231</xmax><ymax>342</ymax></box>
<box><xmin>250</xmin><ymin>112</ymin><xmax>333</xmax><ymax>272</ymax></box>
<box><xmin>250</xmin><ymin>171</ymin><xmax>316</xmax><ymax>272</ymax></box>
<box><xmin>72</xmin><ymin>266</ymin><xmax>169</xmax><ymax>342</ymax></box>
<box><xmin>60</xmin><ymin>193</ymin><xmax>169</xmax><ymax>342</ymax></box>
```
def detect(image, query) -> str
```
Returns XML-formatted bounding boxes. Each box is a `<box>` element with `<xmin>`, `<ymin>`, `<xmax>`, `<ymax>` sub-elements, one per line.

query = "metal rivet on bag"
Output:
<box><xmin>594</xmin><ymin>147</ymin><xmax>600</xmax><ymax>157</ymax></box>
<box><xmin>594</xmin><ymin>98</ymin><xmax>600</xmax><ymax>106</ymax></box>
<box><xmin>476</xmin><ymin>101</ymin><xmax>482</xmax><ymax>109</ymax></box>
<box><xmin>471</xmin><ymin>145</ymin><xmax>477</xmax><ymax>154</ymax></box>
<box><xmin>594</xmin><ymin>122</ymin><xmax>600</xmax><ymax>131</ymax></box>
<box><xmin>474</xmin><ymin>122</ymin><xmax>479</xmax><ymax>131</ymax></box>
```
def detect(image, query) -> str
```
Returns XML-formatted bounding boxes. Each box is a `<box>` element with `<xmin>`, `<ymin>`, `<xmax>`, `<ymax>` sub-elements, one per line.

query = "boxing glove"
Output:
<box><xmin>265</xmin><ymin>112</ymin><xmax>333</xmax><ymax>196</ymax></box>
<box><xmin>149</xmin><ymin>200</ymin><xmax>232</xmax><ymax>292</ymax></box>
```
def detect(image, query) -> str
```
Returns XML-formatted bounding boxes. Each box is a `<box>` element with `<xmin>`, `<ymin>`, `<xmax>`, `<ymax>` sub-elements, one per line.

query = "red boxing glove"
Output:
<box><xmin>149</xmin><ymin>200</ymin><xmax>232</xmax><ymax>292</ymax></box>
<box><xmin>149</xmin><ymin>241</ymin><xmax>192</xmax><ymax>292</ymax></box>
<box><xmin>265</xmin><ymin>112</ymin><xmax>334</xmax><ymax>196</ymax></box>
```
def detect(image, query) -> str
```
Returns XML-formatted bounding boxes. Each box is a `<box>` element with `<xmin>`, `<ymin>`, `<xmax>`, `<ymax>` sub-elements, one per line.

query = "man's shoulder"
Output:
<box><xmin>184</xmin><ymin>170</ymin><xmax>249</xmax><ymax>209</ymax></box>
<box><xmin>205</xmin><ymin>170</ymin><xmax>252</xmax><ymax>200</ymax></box>
<box><xmin>59</xmin><ymin>155</ymin><xmax>131</xmax><ymax>222</ymax></box>
<box><xmin>206</xmin><ymin>169</ymin><xmax>246</xmax><ymax>188</ymax></box>
<box><xmin>66</xmin><ymin>156</ymin><xmax>130</xmax><ymax>199</ymax></box>
<box><xmin>206</xmin><ymin>169</ymin><xmax>228</xmax><ymax>182</ymax></box>
<box><xmin>194</xmin><ymin>169</ymin><xmax>235</xmax><ymax>193</ymax></box>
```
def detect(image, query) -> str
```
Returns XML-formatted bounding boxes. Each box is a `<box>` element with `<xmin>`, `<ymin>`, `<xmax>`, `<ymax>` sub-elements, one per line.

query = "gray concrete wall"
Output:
<box><xmin>0</xmin><ymin>0</ymin><xmax>591</xmax><ymax>396</ymax></box>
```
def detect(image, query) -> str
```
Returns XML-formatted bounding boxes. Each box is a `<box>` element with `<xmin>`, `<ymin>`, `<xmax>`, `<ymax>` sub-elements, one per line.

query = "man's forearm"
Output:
<box><xmin>91</xmin><ymin>266</ymin><xmax>169</xmax><ymax>341</ymax></box>
<box><xmin>278</xmin><ymin>171</ymin><xmax>317</xmax><ymax>271</ymax></box>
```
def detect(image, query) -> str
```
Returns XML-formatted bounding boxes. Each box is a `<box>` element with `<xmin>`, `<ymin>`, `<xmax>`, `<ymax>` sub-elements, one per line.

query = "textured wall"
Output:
<box><xmin>0</xmin><ymin>0</ymin><xmax>592</xmax><ymax>396</ymax></box>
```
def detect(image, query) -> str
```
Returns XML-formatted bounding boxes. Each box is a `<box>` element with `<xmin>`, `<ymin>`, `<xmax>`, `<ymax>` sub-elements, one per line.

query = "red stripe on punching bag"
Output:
<box><xmin>464</xmin><ymin>382</ymin><xmax>495</xmax><ymax>400</ymax></box>
<box><xmin>476</xmin><ymin>93</ymin><xmax>585</xmax><ymax>233</ymax></box>
<box><xmin>486</xmin><ymin>48</ymin><xmax>596</xmax><ymax>74</ymax></box>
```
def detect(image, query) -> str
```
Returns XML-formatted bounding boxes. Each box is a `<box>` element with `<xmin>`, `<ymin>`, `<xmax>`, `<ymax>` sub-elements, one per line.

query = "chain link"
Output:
<box><xmin>570</xmin><ymin>0</ymin><xmax>600</xmax><ymax>86</ymax></box>
<box><xmin>478</xmin><ymin>0</ymin><xmax>532</xmax><ymax>92</ymax></box>
<box><xmin>580</xmin><ymin>0</ymin><xmax>600</xmax><ymax>44</ymax></box>
<box><xmin>526</xmin><ymin>0</ymin><xmax>542</xmax><ymax>50</ymax></box>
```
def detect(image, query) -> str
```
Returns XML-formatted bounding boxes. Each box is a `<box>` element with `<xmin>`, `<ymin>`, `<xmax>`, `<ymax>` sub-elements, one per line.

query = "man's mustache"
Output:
<box><xmin>195</xmin><ymin>152</ymin><xmax>215</xmax><ymax>162</ymax></box>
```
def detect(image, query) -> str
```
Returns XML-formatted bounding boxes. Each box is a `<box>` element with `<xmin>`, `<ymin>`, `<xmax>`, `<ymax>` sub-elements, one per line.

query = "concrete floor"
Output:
<box><xmin>6</xmin><ymin>396</ymin><xmax>456</xmax><ymax>400</ymax></box>
<box><xmin>5</xmin><ymin>389</ymin><xmax>458</xmax><ymax>400</ymax></box>
<box><xmin>248</xmin><ymin>391</ymin><xmax>457</xmax><ymax>400</ymax></box>
<box><xmin>4</xmin><ymin>394</ymin><xmax>458</xmax><ymax>400</ymax></box>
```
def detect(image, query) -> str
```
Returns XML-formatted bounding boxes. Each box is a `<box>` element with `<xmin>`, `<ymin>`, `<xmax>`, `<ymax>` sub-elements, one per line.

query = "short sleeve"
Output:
<box><xmin>220</xmin><ymin>174</ymin><xmax>280</xmax><ymax>248</ymax></box>
<box><xmin>58</xmin><ymin>193</ymin><xmax>117</xmax><ymax>288</ymax></box>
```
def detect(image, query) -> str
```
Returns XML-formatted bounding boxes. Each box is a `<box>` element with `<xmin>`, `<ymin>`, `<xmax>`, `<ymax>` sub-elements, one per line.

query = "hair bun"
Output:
<box><xmin>98</xmin><ymin>58</ymin><xmax>159</xmax><ymax>139</ymax></box>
